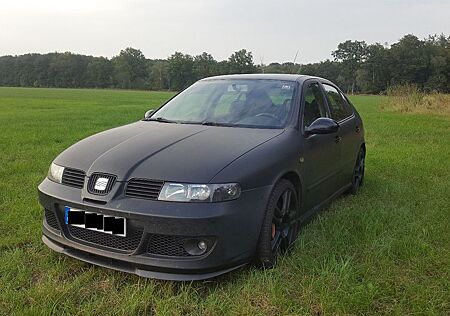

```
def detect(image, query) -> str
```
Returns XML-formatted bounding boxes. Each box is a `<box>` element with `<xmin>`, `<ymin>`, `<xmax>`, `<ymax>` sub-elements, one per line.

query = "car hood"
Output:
<box><xmin>54</xmin><ymin>121</ymin><xmax>284</xmax><ymax>183</ymax></box>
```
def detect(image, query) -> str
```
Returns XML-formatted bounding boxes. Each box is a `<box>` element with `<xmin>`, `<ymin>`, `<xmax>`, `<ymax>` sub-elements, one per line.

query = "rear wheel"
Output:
<box><xmin>350</xmin><ymin>147</ymin><xmax>365</xmax><ymax>195</ymax></box>
<box><xmin>255</xmin><ymin>180</ymin><xmax>300</xmax><ymax>268</ymax></box>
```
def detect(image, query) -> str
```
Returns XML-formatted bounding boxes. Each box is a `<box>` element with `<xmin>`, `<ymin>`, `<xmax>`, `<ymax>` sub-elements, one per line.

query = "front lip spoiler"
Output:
<box><xmin>42</xmin><ymin>235</ymin><xmax>247</xmax><ymax>281</ymax></box>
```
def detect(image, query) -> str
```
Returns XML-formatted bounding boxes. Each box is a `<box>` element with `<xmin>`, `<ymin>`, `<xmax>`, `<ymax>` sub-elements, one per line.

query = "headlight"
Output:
<box><xmin>47</xmin><ymin>162</ymin><xmax>65</xmax><ymax>183</ymax></box>
<box><xmin>158</xmin><ymin>182</ymin><xmax>241</xmax><ymax>202</ymax></box>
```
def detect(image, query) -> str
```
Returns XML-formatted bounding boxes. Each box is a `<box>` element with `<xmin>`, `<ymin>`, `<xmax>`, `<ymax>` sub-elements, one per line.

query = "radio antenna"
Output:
<box><xmin>292</xmin><ymin>50</ymin><xmax>299</xmax><ymax>74</ymax></box>
<box><xmin>260</xmin><ymin>55</ymin><xmax>265</xmax><ymax>73</ymax></box>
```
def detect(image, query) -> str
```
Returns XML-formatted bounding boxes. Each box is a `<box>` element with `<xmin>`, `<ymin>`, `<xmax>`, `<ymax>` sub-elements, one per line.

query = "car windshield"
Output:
<box><xmin>150</xmin><ymin>79</ymin><xmax>298</xmax><ymax>128</ymax></box>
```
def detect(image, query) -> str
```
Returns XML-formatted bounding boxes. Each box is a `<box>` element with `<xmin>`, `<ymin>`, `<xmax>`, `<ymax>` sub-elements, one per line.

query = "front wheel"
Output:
<box><xmin>255</xmin><ymin>180</ymin><xmax>300</xmax><ymax>268</ymax></box>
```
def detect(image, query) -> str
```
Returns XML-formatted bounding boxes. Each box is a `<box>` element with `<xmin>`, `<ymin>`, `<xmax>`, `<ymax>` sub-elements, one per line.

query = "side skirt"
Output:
<box><xmin>299</xmin><ymin>183</ymin><xmax>352</xmax><ymax>224</ymax></box>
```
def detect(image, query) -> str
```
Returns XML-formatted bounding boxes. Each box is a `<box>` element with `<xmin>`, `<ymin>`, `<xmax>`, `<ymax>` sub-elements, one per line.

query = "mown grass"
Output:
<box><xmin>0</xmin><ymin>87</ymin><xmax>449</xmax><ymax>315</ymax></box>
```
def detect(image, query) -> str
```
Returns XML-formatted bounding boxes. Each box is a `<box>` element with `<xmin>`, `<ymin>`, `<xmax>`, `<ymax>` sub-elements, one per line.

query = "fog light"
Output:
<box><xmin>184</xmin><ymin>239</ymin><xmax>210</xmax><ymax>256</ymax></box>
<box><xmin>198</xmin><ymin>240</ymin><xmax>207</xmax><ymax>251</ymax></box>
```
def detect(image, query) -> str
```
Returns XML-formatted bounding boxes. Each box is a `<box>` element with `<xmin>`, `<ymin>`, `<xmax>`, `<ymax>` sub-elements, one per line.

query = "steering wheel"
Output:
<box><xmin>255</xmin><ymin>113</ymin><xmax>283</xmax><ymax>124</ymax></box>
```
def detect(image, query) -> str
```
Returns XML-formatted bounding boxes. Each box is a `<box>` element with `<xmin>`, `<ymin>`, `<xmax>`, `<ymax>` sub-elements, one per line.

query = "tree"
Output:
<box><xmin>228</xmin><ymin>49</ymin><xmax>256</xmax><ymax>74</ymax></box>
<box><xmin>332</xmin><ymin>40</ymin><xmax>368</xmax><ymax>93</ymax></box>
<box><xmin>48</xmin><ymin>52</ymin><xmax>90</xmax><ymax>88</ymax></box>
<box><xmin>32</xmin><ymin>54</ymin><xmax>53</xmax><ymax>87</ymax></box>
<box><xmin>357</xmin><ymin>43</ymin><xmax>390</xmax><ymax>93</ymax></box>
<box><xmin>0</xmin><ymin>55</ymin><xmax>17</xmax><ymax>86</ymax></box>
<box><xmin>300</xmin><ymin>60</ymin><xmax>341</xmax><ymax>84</ymax></box>
<box><xmin>167</xmin><ymin>52</ymin><xmax>195</xmax><ymax>90</ymax></box>
<box><xmin>193</xmin><ymin>52</ymin><xmax>218</xmax><ymax>80</ymax></box>
<box><xmin>263</xmin><ymin>62</ymin><xmax>283</xmax><ymax>73</ymax></box>
<box><xmin>215</xmin><ymin>60</ymin><xmax>230</xmax><ymax>75</ymax></box>
<box><xmin>388</xmin><ymin>35</ymin><xmax>429</xmax><ymax>87</ymax></box>
<box><xmin>112</xmin><ymin>47</ymin><xmax>148</xmax><ymax>89</ymax></box>
<box><xmin>424</xmin><ymin>34</ymin><xmax>450</xmax><ymax>92</ymax></box>
<box><xmin>148</xmin><ymin>59</ymin><xmax>169</xmax><ymax>90</ymax></box>
<box><xmin>86</xmin><ymin>57</ymin><xmax>113</xmax><ymax>88</ymax></box>
<box><xmin>263</xmin><ymin>62</ymin><xmax>301</xmax><ymax>74</ymax></box>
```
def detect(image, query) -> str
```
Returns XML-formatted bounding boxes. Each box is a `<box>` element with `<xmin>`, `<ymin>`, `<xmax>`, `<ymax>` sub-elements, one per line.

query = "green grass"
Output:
<box><xmin>0</xmin><ymin>87</ymin><xmax>449</xmax><ymax>315</ymax></box>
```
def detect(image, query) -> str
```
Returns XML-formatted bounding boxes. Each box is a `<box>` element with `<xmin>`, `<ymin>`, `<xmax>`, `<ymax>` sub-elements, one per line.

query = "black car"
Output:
<box><xmin>39</xmin><ymin>74</ymin><xmax>365</xmax><ymax>281</ymax></box>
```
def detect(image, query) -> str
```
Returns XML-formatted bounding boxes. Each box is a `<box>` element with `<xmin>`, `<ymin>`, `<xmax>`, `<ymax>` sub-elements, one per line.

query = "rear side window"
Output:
<box><xmin>322</xmin><ymin>84</ymin><xmax>353</xmax><ymax>121</ymax></box>
<box><xmin>303</xmin><ymin>83</ymin><xmax>328</xmax><ymax>127</ymax></box>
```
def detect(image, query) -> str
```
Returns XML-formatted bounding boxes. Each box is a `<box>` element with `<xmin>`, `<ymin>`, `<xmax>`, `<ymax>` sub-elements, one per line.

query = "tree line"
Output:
<box><xmin>0</xmin><ymin>33</ymin><xmax>448</xmax><ymax>93</ymax></box>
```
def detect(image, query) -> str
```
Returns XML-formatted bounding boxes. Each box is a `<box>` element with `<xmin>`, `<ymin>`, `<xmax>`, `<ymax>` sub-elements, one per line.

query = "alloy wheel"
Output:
<box><xmin>353</xmin><ymin>149</ymin><xmax>365</xmax><ymax>191</ymax></box>
<box><xmin>271</xmin><ymin>188</ymin><xmax>299</xmax><ymax>255</ymax></box>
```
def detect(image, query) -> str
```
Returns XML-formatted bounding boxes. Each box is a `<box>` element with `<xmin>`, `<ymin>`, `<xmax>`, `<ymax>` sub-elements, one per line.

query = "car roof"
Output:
<box><xmin>200</xmin><ymin>73</ymin><xmax>327</xmax><ymax>84</ymax></box>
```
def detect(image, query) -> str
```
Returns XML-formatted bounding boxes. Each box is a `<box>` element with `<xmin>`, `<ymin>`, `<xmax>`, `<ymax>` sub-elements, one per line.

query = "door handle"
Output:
<box><xmin>335</xmin><ymin>136</ymin><xmax>342</xmax><ymax>143</ymax></box>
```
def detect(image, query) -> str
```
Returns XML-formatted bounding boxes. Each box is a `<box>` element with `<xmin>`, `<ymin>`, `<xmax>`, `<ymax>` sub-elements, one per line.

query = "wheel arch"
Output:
<box><xmin>275</xmin><ymin>170</ymin><xmax>304</xmax><ymax>210</ymax></box>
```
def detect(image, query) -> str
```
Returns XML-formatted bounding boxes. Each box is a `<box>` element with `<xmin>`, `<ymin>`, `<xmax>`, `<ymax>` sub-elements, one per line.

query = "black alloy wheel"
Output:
<box><xmin>350</xmin><ymin>147</ymin><xmax>365</xmax><ymax>195</ymax></box>
<box><xmin>256</xmin><ymin>180</ymin><xmax>300</xmax><ymax>268</ymax></box>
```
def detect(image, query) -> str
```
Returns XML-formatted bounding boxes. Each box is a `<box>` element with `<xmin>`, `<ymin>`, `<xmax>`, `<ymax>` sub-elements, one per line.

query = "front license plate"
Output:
<box><xmin>64</xmin><ymin>206</ymin><xmax>126</xmax><ymax>237</ymax></box>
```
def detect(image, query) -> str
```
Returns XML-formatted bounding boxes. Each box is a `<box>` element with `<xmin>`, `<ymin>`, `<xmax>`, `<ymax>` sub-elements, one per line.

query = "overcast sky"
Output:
<box><xmin>0</xmin><ymin>0</ymin><xmax>449</xmax><ymax>64</ymax></box>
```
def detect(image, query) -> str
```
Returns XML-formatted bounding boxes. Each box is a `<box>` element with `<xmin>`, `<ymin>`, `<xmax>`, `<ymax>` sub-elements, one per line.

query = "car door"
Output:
<box><xmin>300</xmin><ymin>80</ymin><xmax>341</xmax><ymax>211</ymax></box>
<box><xmin>320</xmin><ymin>82</ymin><xmax>357</xmax><ymax>189</ymax></box>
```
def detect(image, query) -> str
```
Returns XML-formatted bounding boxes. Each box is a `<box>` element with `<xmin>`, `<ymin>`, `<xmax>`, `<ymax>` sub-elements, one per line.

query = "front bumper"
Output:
<box><xmin>38</xmin><ymin>178</ymin><xmax>272</xmax><ymax>281</ymax></box>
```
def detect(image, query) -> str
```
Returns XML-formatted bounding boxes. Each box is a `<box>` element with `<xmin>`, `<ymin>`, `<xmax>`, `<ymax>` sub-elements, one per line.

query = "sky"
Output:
<box><xmin>0</xmin><ymin>0</ymin><xmax>449</xmax><ymax>64</ymax></box>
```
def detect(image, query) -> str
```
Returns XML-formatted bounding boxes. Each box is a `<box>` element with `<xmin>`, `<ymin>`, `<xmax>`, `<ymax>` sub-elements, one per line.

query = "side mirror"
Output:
<box><xmin>144</xmin><ymin>109</ymin><xmax>155</xmax><ymax>119</ymax></box>
<box><xmin>305</xmin><ymin>118</ymin><xmax>339</xmax><ymax>135</ymax></box>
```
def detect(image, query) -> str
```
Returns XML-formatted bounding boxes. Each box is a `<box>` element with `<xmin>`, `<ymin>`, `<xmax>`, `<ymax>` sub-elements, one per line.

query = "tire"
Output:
<box><xmin>255</xmin><ymin>179</ymin><xmax>300</xmax><ymax>268</ymax></box>
<box><xmin>349</xmin><ymin>147</ymin><xmax>365</xmax><ymax>195</ymax></box>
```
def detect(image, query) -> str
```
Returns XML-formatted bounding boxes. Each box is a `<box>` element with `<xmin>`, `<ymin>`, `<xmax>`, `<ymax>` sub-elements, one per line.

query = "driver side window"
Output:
<box><xmin>303</xmin><ymin>83</ymin><xmax>327</xmax><ymax>127</ymax></box>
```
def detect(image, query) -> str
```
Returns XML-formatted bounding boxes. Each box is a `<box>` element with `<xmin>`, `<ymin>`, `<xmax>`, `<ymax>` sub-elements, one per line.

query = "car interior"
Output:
<box><xmin>303</xmin><ymin>84</ymin><xmax>328</xmax><ymax>127</ymax></box>
<box><xmin>212</xmin><ymin>86</ymin><xmax>293</xmax><ymax>127</ymax></box>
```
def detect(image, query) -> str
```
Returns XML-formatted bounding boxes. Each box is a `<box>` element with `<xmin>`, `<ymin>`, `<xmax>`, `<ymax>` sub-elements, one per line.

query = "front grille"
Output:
<box><xmin>62</xmin><ymin>168</ymin><xmax>85</xmax><ymax>189</ymax></box>
<box><xmin>44</xmin><ymin>208</ymin><xmax>60</xmax><ymax>231</ymax></box>
<box><xmin>125</xmin><ymin>178</ymin><xmax>164</xmax><ymax>200</ymax></box>
<box><xmin>146</xmin><ymin>234</ymin><xmax>191</xmax><ymax>257</ymax></box>
<box><xmin>68</xmin><ymin>225</ymin><xmax>143</xmax><ymax>252</ymax></box>
<box><xmin>87</xmin><ymin>173</ymin><xmax>117</xmax><ymax>195</ymax></box>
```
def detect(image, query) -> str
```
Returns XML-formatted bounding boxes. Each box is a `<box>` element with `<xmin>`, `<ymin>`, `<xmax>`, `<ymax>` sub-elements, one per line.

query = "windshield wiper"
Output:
<box><xmin>146</xmin><ymin>118</ymin><xmax>235</xmax><ymax>126</ymax></box>
<box><xmin>199</xmin><ymin>121</ymin><xmax>236</xmax><ymax>127</ymax></box>
<box><xmin>144</xmin><ymin>117</ymin><xmax>177</xmax><ymax>123</ymax></box>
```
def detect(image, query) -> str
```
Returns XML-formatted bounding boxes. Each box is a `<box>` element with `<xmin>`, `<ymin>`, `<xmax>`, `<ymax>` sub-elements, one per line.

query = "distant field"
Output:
<box><xmin>0</xmin><ymin>87</ymin><xmax>449</xmax><ymax>315</ymax></box>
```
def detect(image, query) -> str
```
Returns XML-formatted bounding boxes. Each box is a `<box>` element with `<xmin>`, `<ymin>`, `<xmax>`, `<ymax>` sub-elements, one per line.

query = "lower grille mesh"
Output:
<box><xmin>45</xmin><ymin>209</ymin><xmax>60</xmax><ymax>231</ymax></box>
<box><xmin>68</xmin><ymin>226</ymin><xmax>143</xmax><ymax>252</ymax></box>
<box><xmin>146</xmin><ymin>234</ymin><xmax>191</xmax><ymax>257</ymax></box>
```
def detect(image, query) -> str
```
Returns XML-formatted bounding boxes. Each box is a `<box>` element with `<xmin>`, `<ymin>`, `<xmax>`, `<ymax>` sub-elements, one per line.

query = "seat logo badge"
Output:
<box><xmin>94</xmin><ymin>177</ymin><xmax>109</xmax><ymax>191</ymax></box>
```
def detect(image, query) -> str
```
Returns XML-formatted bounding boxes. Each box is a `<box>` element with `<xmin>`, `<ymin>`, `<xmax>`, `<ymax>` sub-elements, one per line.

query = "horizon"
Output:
<box><xmin>0</xmin><ymin>32</ymin><xmax>447</xmax><ymax>65</ymax></box>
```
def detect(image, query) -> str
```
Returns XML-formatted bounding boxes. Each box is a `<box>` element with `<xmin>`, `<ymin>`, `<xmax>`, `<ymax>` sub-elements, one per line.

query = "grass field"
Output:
<box><xmin>0</xmin><ymin>87</ymin><xmax>449</xmax><ymax>315</ymax></box>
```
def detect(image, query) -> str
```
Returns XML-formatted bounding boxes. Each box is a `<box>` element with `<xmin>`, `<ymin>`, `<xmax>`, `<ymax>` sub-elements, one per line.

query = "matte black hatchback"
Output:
<box><xmin>39</xmin><ymin>74</ymin><xmax>365</xmax><ymax>280</ymax></box>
